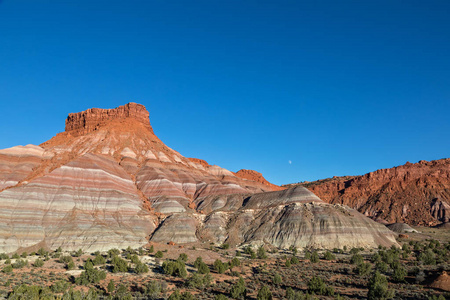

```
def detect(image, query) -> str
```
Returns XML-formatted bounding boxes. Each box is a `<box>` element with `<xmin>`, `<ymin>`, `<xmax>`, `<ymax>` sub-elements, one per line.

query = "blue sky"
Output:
<box><xmin>0</xmin><ymin>1</ymin><xmax>449</xmax><ymax>185</ymax></box>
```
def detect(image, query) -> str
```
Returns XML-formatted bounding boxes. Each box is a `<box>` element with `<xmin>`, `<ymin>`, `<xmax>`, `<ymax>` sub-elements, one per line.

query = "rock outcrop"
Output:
<box><xmin>65</xmin><ymin>102</ymin><xmax>153</xmax><ymax>137</ymax></box>
<box><xmin>0</xmin><ymin>103</ymin><xmax>399</xmax><ymax>252</ymax></box>
<box><xmin>290</xmin><ymin>159</ymin><xmax>450</xmax><ymax>226</ymax></box>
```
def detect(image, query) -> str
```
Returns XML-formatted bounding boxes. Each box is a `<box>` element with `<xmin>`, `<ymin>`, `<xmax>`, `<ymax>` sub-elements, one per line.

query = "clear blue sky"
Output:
<box><xmin>1</xmin><ymin>1</ymin><xmax>449</xmax><ymax>185</ymax></box>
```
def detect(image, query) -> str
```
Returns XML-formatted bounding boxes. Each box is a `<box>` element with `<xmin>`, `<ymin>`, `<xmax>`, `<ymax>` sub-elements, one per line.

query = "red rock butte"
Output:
<box><xmin>65</xmin><ymin>102</ymin><xmax>153</xmax><ymax>137</ymax></box>
<box><xmin>0</xmin><ymin>102</ymin><xmax>399</xmax><ymax>253</ymax></box>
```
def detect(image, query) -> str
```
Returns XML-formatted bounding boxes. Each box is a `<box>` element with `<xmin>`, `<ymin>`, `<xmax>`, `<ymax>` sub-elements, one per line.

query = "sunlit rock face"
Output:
<box><xmin>0</xmin><ymin>103</ymin><xmax>399</xmax><ymax>252</ymax></box>
<box><xmin>0</xmin><ymin>153</ymin><xmax>156</xmax><ymax>253</ymax></box>
<box><xmin>0</xmin><ymin>103</ymin><xmax>281</xmax><ymax>252</ymax></box>
<box><xmin>295</xmin><ymin>159</ymin><xmax>450</xmax><ymax>226</ymax></box>
<box><xmin>152</xmin><ymin>186</ymin><xmax>398</xmax><ymax>249</ymax></box>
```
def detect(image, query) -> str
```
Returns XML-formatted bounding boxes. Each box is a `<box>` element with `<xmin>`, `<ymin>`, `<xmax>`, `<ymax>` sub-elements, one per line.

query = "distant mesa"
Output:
<box><xmin>0</xmin><ymin>102</ymin><xmax>399</xmax><ymax>252</ymax></box>
<box><xmin>292</xmin><ymin>158</ymin><xmax>450</xmax><ymax>227</ymax></box>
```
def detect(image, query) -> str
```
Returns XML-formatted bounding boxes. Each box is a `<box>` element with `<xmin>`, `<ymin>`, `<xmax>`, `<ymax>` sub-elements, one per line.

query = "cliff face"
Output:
<box><xmin>297</xmin><ymin>159</ymin><xmax>450</xmax><ymax>226</ymax></box>
<box><xmin>0</xmin><ymin>102</ymin><xmax>399</xmax><ymax>252</ymax></box>
<box><xmin>65</xmin><ymin>103</ymin><xmax>153</xmax><ymax>136</ymax></box>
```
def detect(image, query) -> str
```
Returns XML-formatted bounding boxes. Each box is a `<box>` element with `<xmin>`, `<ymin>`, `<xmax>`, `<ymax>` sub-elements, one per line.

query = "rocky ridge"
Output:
<box><xmin>289</xmin><ymin>159</ymin><xmax>450</xmax><ymax>226</ymax></box>
<box><xmin>0</xmin><ymin>103</ymin><xmax>398</xmax><ymax>252</ymax></box>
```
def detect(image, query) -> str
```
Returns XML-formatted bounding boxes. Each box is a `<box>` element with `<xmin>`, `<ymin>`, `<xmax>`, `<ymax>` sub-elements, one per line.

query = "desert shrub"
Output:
<box><xmin>75</xmin><ymin>260</ymin><xmax>106</xmax><ymax>285</ymax></box>
<box><xmin>290</xmin><ymin>256</ymin><xmax>299</xmax><ymax>265</ymax></box>
<box><xmin>37</xmin><ymin>248</ymin><xmax>48</xmax><ymax>256</ymax></box>
<box><xmin>285</xmin><ymin>260</ymin><xmax>291</xmax><ymax>268</ymax></box>
<box><xmin>130</xmin><ymin>254</ymin><xmax>140</xmax><ymax>264</ymax></box>
<box><xmin>273</xmin><ymin>273</ymin><xmax>282</xmax><ymax>285</ymax></box>
<box><xmin>162</xmin><ymin>260</ymin><xmax>187</xmax><ymax>278</ymax></box>
<box><xmin>143</xmin><ymin>280</ymin><xmax>165</xmax><ymax>299</ymax></box>
<box><xmin>310</xmin><ymin>251</ymin><xmax>319</xmax><ymax>263</ymax></box>
<box><xmin>214</xmin><ymin>259</ymin><xmax>228</xmax><ymax>274</ymax></box>
<box><xmin>332</xmin><ymin>248</ymin><xmax>343</xmax><ymax>254</ymax></box>
<box><xmin>33</xmin><ymin>259</ymin><xmax>44</xmax><ymax>268</ymax></box>
<box><xmin>0</xmin><ymin>253</ymin><xmax>8</xmax><ymax>259</ymax></box>
<box><xmin>419</xmin><ymin>249</ymin><xmax>436</xmax><ymax>265</ymax></box>
<box><xmin>350</xmin><ymin>254</ymin><xmax>364</xmax><ymax>265</ymax></box>
<box><xmin>323</xmin><ymin>251</ymin><xmax>336</xmax><ymax>260</ymax></box>
<box><xmin>230</xmin><ymin>257</ymin><xmax>240</xmax><ymax>267</ymax></box>
<box><xmin>135</xmin><ymin>262</ymin><xmax>149</xmax><ymax>274</ymax></box>
<box><xmin>67</xmin><ymin>261</ymin><xmax>75</xmax><ymax>270</ymax></box>
<box><xmin>307</xmin><ymin>276</ymin><xmax>334</xmax><ymax>296</ymax></box>
<box><xmin>12</xmin><ymin>253</ymin><xmax>20</xmax><ymax>259</ymax></box>
<box><xmin>257</xmin><ymin>286</ymin><xmax>272</xmax><ymax>300</ymax></box>
<box><xmin>73</xmin><ymin>248</ymin><xmax>83</xmax><ymax>257</ymax></box>
<box><xmin>107</xmin><ymin>248</ymin><xmax>120</xmax><ymax>258</ymax></box>
<box><xmin>111</xmin><ymin>255</ymin><xmax>129</xmax><ymax>273</ymax></box>
<box><xmin>50</xmin><ymin>280</ymin><xmax>70</xmax><ymax>293</ymax></box>
<box><xmin>12</xmin><ymin>259</ymin><xmax>28</xmax><ymax>269</ymax></box>
<box><xmin>375</xmin><ymin>261</ymin><xmax>389</xmax><ymax>273</ymax></box>
<box><xmin>354</xmin><ymin>262</ymin><xmax>372</xmax><ymax>276</ymax></box>
<box><xmin>215</xmin><ymin>294</ymin><xmax>228</xmax><ymax>300</ymax></box>
<box><xmin>415</xmin><ymin>268</ymin><xmax>426</xmax><ymax>283</ymax></box>
<box><xmin>20</xmin><ymin>252</ymin><xmax>27</xmax><ymax>258</ymax></box>
<box><xmin>257</xmin><ymin>246</ymin><xmax>267</xmax><ymax>259</ymax></box>
<box><xmin>92</xmin><ymin>254</ymin><xmax>106</xmax><ymax>265</ymax></box>
<box><xmin>148</xmin><ymin>245</ymin><xmax>154</xmax><ymax>253</ymax></box>
<box><xmin>2</xmin><ymin>264</ymin><xmax>13</xmax><ymax>273</ymax></box>
<box><xmin>367</xmin><ymin>271</ymin><xmax>394</xmax><ymax>300</ymax></box>
<box><xmin>179</xmin><ymin>253</ymin><xmax>188</xmax><ymax>262</ymax></box>
<box><xmin>155</xmin><ymin>251</ymin><xmax>164</xmax><ymax>258</ymax></box>
<box><xmin>8</xmin><ymin>284</ymin><xmax>54</xmax><ymax>300</ymax></box>
<box><xmin>107</xmin><ymin>279</ymin><xmax>115</xmax><ymax>293</ymax></box>
<box><xmin>350</xmin><ymin>247</ymin><xmax>361</xmax><ymax>254</ymax></box>
<box><xmin>59</xmin><ymin>255</ymin><xmax>73</xmax><ymax>264</ymax></box>
<box><xmin>186</xmin><ymin>273</ymin><xmax>212</xmax><ymax>289</ymax></box>
<box><xmin>230</xmin><ymin>277</ymin><xmax>246</xmax><ymax>300</ymax></box>
<box><xmin>391</xmin><ymin>265</ymin><xmax>407</xmax><ymax>282</ymax></box>
<box><xmin>304</xmin><ymin>251</ymin><xmax>311</xmax><ymax>260</ymax></box>
<box><xmin>221</xmin><ymin>243</ymin><xmax>230</xmax><ymax>250</ymax></box>
<box><xmin>197</xmin><ymin>262</ymin><xmax>210</xmax><ymax>274</ymax></box>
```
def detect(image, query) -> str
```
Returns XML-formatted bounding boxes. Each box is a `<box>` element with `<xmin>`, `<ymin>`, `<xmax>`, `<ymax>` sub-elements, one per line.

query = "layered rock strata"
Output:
<box><xmin>0</xmin><ymin>103</ymin><xmax>399</xmax><ymax>252</ymax></box>
<box><xmin>291</xmin><ymin>159</ymin><xmax>450</xmax><ymax>226</ymax></box>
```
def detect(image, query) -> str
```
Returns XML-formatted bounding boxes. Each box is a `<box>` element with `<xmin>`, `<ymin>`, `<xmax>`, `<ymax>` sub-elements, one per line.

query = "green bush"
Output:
<box><xmin>12</xmin><ymin>259</ymin><xmax>28</xmax><ymax>269</ymax></box>
<box><xmin>107</xmin><ymin>279</ymin><xmax>115</xmax><ymax>293</ymax></box>
<box><xmin>215</xmin><ymin>294</ymin><xmax>228</xmax><ymax>300</ymax></box>
<box><xmin>419</xmin><ymin>249</ymin><xmax>436</xmax><ymax>265</ymax></box>
<box><xmin>148</xmin><ymin>245</ymin><xmax>154</xmax><ymax>253</ymax></box>
<box><xmin>273</xmin><ymin>273</ymin><xmax>282</xmax><ymax>285</ymax></box>
<box><xmin>354</xmin><ymin>262</ymin><xmax>372</xmax><ymax>276</ymax></box>
<box><xmin>257</xmin><ymin>246</ymin><xmax>267</xmax><ymax>259</ymax></box>
<box><xmin>59</xmin><ymin>255</ymin><xmax>73</xmax><ymax>264</ymax></box>
<box><xmin>179</xmin><ymin>253</ymin><xmax>188</xmax><ymax>262</ymax></box>
<box><xmin>162</xmin><ymin>260</ymin><xmax>187</xmax><ymax>278</ymax></box>
<box><xmin>92</xmin><ymin>254</ymin><xmax>106</xmax><ymax>265</ymax></box>
<box><xmin>391</xmin><ymin>265</ymin><xmax>407</xmax><ymax>282</ymax></box>
<box><xmin>367</xmin><ymin>271</ymin><xmax>394</xmax><ymax>300</ymax></box>
<box><xmin>214</xmin><ymin>259</ymin><xmax>228</xmax><ymax>274</ymax></box>
<box><xmin>375</xmin><ymin>261</ymin><xmax>389</xmax><ymax>273</ymax></box>
<box><xmin>230</xmin><ymin>277</ymin><xmax>246</xmax><ymax>300</ymax></box>
<box><xmin>50</xmin><ymin>280</ymin><xmax>70</xmax><ymax>293</ymax></box>
<box><xmin>135</xmin><ymin>262</ymin><xmax>149</xmax><ymax>274</ymax></box>
<box><xmin>75</xmin><ymin>260</ymin><xmax>106</xmax><ymax>285</ymax></box>
<box><xmin>2</xmin><ymin>264</ymin><xmax>13</xmax><ymax>273</ymax></box>
<box><xmin>186</xmin><ymin>273</ymin><xmax>212</xmax><ymax>289</ymax></box>
<box><xmin>350</xmin><ymin>254</ymin><xmax>364</xmax><ymax>265</ymax></box>
<box><xmin>111</xmin><ymin>255</ymin><xmax>129</xmax><ymax>273</ymax></box>
<box><xmin>221</xmin><ymin>243</ymin><xmax>230</xmax><ymax>250</ymax></box>
<box><xmin>257</xmin><ymin>286</ymin><xmax>272</xmax><ymax>300</ymax></box>
<box><xmin>155</xmin><ymin>251</ymin><xmax>164</xmax><ymax>258</ymax></box>
<box><xmin>33</xmin><ymin>259</ymin><xmax>44</xmax><ymax>268</ymax></box>
<box><xmin>307</xmin><ymin>276</ymin><xmax>334</xmax><ymax>296</ymax></box>
<box><xmin>230</xmin><ymin>257</ymin><xmax>240</xmax><ymax>267</ymax></box>
<box><xmin>310</xmin><ymin>251</ymin><xmax>319</xmax><ymax>263</ymax></box>
<box><xmin>323</xmin><ymin>251</ymin><xmax>336</xmax><ymax>260</ymax></box>
<box><xmin>290</xmin><ymin>256</ymin><xmax>299</xmax><ymax>265</ymax></box>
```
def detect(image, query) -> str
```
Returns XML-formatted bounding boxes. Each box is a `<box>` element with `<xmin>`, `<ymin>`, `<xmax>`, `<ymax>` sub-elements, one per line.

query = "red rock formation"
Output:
<box><xmin>294</xmin><ymin>159</ymin><xmax>450</xmax><ymax>226</ymax></box>
<box><xmin>65</xmin><ymin>103</ymin><xmax>153</xmax><ymax>137</ymax></box>
<box><xmin>235</xmin><ymin>169</ymin><xmax>284</xmax><ymax>191</ymax></box>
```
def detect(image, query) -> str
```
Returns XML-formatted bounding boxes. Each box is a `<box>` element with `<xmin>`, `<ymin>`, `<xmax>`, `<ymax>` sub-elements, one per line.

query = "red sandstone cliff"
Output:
<box><xmin>290</xmin><ymin>159</ymin><xmax>450</xmax><ymax>226</ymax></box>
<box><xmin>65</xmin><ymin>102</ymin><xmax>153</xmax><ymax>137</ymax></box>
